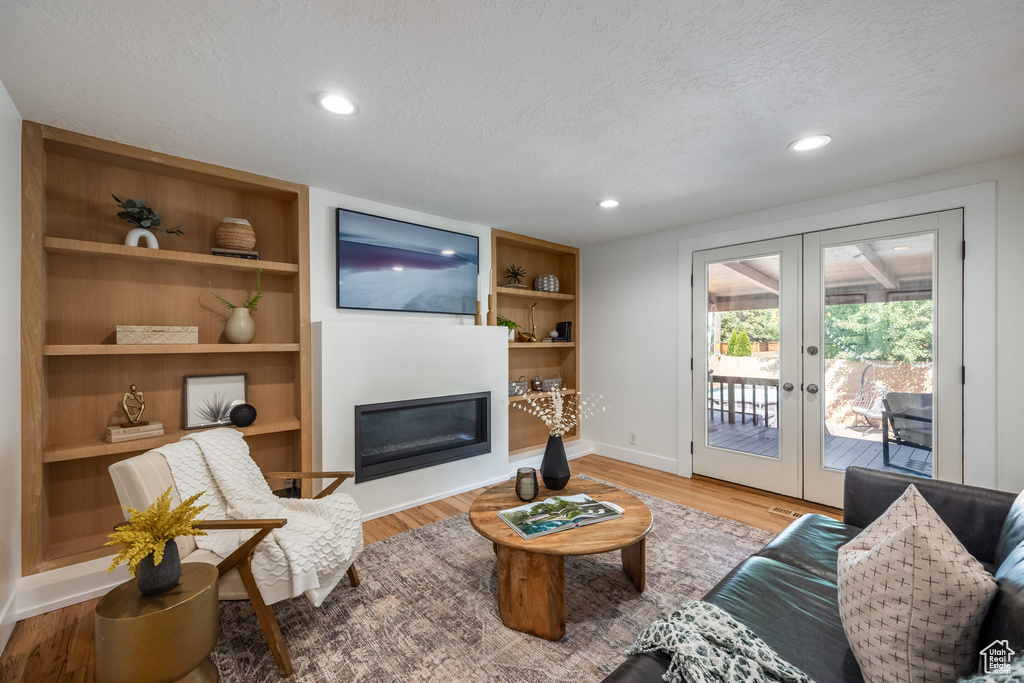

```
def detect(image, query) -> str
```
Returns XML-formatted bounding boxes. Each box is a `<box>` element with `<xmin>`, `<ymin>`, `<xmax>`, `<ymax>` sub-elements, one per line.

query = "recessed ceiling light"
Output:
<box><xmin>318</xmin><ymin>92</ymin><xmax>358</xmax><ymax>115</ymax></box>
<box><xmin>788</xmin><ymin>135</ymin><xmax>831</xmax><ymax>152</ymax></box>
<box><xmin>597</xmin><ymin>199</ymin><xmax>620</xmax><ymax>208</ymax></box>
<box><xmin>441</xmin><ymin>250</ymin><xmax>455</xmax><ymax>255</ymax></box>
<box><xmin>893</xmin><ymin>246</ymin><xmax>910</xmax><ymax>250</ymax></box>
<box><xmin>392</xmin><ymin>266</ymin><xmax>404</xmax><ymax>271</ymax></box>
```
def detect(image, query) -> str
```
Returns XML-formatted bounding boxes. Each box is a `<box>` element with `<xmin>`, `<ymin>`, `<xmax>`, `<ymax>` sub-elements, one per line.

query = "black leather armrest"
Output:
<box><xmin>843</xmin><ymin>467</ymin><xmax>1016</xmax><ymax>564</ymax></box>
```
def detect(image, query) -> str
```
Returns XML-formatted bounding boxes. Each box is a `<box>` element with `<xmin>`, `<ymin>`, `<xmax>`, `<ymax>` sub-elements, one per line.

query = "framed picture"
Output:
<box><xmin>336</xmin><ymin>208</ymin><xmax>479</xmax><ymax>315</ymax></box>
<box><xmin>182</xmin><ymin>374</ymin><xmax>248</xmax><ymax>429</ymax></box>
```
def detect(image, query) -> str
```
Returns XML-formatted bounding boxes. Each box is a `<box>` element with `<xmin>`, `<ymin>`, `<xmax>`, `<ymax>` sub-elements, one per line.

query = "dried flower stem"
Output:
<box><xmin>511</xmin><ymin>391</ymin><xmax>605</xmax><ymax>437</ymax></box>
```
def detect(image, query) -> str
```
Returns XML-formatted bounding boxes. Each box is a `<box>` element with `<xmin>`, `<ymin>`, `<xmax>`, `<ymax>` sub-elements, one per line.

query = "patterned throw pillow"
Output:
<box><xmin>837</xmin><ymin>484</ymin><xmax>998</xmax><ymax>683</ymax></box>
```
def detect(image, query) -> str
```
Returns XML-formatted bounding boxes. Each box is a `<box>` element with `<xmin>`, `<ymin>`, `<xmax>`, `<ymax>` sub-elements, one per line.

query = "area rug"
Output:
<box><xmin>209</xmin><ymin>476</ymin><xmax>775</xmax><ymax>682</ymax></box>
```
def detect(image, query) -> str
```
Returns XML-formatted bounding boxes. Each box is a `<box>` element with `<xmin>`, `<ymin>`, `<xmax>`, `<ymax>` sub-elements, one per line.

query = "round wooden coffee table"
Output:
<box><xmin>469</xmin><ymin>478</ymin><xmax>652</xmax><ymax>641</ymax></box>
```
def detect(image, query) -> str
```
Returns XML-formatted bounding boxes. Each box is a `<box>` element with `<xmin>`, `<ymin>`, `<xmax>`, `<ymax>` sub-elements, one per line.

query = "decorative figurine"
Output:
<box><xmin>121</xmin><ymin>384</ymin><xmax>148</xmax><ymax>426</ymax></box>
<box><xmin>518</xmin><ymin>303</ymin><xmax>539</xmax><ymax>342</ymax></box>
<box><xmin>504</xmin><ymin>264</ymin><xmax>527</xmax><ymax>288</ymax></box>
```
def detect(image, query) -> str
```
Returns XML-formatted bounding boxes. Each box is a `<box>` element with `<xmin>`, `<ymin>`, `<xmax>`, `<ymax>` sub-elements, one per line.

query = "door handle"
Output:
<box><xmin>782</xmin><ymin>382</ymin><xmax>794</xmax><ymax>391</ymax></box>
<box><xmin>806</xmin><ymin>384</ymin><xmax>819</xmax><ymax>394</ymax></box>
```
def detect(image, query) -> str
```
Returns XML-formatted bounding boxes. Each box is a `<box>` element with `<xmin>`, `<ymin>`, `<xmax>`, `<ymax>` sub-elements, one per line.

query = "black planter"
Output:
<box><xmin>136</xmin><ymin>539</ymin><xmax>182</xmax><ymax>596</ymax></box>
<box><xmin>540</xmin><ymin>434</ymin><xmax>570</xmax><ymax>490</ymax></box>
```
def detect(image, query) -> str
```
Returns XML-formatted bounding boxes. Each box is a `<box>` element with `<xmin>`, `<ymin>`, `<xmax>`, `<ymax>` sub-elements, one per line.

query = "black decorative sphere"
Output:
<box><xmin>229</xmin><ymin>403</ymin><xmax>257</xmax><ymax>427</ymax></box>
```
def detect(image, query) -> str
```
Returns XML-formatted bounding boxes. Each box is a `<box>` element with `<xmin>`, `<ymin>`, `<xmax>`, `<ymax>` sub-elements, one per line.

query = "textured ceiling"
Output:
<box><xmin>1</xmin><ymin>0</ymin><xmax>1023</xmax><ymax>246</ymax></box>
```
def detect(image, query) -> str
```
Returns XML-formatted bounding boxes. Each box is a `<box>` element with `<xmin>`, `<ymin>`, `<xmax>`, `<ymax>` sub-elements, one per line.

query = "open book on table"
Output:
<box><xmin>497</xmin><ymin>493</ymin><xmax>625</xmax><ymax>540</ymax></box>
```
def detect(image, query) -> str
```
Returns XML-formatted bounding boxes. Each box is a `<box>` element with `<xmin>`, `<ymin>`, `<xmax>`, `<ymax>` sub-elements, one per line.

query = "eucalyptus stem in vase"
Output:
<box><xmin>209</xmin><ymin>268</ymin><xmax>263</xmax><ymax>344</ymax></box>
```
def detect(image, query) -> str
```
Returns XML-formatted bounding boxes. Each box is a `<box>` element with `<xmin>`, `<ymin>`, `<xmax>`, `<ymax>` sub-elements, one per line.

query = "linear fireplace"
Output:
<box><xmin>354</xmin><ymin>391</ymin><xmax>491</xmax><ymax>483</ymax></box>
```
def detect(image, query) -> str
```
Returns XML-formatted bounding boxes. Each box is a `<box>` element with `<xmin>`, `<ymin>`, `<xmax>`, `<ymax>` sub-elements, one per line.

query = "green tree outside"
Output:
<box><xmin>720</xmin><ymin>309</ymin><xmax>779</xmax><ymax>342</ymax></box>
<box><xmin>824</xmin><ymin>300</ymin><xmax>932</xmax><ymax>362</ymax></box>
<box><xmin>726</xmin><ymin>329</ymin><xmax>752</xmax><ymax>356</ymax></box>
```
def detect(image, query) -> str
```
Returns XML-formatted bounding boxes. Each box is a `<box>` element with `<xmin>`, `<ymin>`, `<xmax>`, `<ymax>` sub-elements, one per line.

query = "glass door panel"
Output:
<box><xmin>821</xmin><ymin>233</ymin><xmax>935</xmax><ymax>478</ymax></box>
<box><xmin>693</xmin><ymin>236</ymin><xmax>802</xmax><ymax>499</ymax></box>
<box><xmin>705</xmin><ymin>256</ymin><xmax>781</xmax><ymax>460</ymax></box>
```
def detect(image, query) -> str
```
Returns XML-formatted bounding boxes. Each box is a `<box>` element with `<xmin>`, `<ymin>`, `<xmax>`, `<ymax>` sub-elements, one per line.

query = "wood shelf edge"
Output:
<box><xmin>43</xmin><ymin>343</ymin><xmax>300</xmax><ymax>356</ymax></box>
<box><xmin>508</xmin><ymin>389</ymin><xmax>577</xmax><ymax>403</ymax></box>
<box><xmin>508</xmin><ymin>342</ymin><xmax>576</xmax><ymax>348</ymax></box>
<box><xmin>43</xmin><ymin>418</ymin><xmax>303</xmax><ymax>463</ymax></box>
<box><xmin>495</xmin><ymin>287</ymin><xmax>575</xmax><ymax>301</ymax></box>
<box><xmin>41</xmin><ymin>534</ymin><xmax>115</xmax><ymax>572</ymax></box>
<box><xmin>43</xmin><ymin>236</ymin><xmax>300</xmax><ymax>274</ymax></box>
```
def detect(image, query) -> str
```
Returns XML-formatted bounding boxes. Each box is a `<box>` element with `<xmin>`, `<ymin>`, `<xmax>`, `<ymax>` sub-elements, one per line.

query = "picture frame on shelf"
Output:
<box><xmin>182</xmin><ymin>374</ymin><xmax>248</xmax><ymax>430</ymax></box>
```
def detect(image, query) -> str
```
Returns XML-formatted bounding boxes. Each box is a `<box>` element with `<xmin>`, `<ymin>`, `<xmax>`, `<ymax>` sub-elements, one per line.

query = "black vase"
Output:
<box><xmin>136</xmin><ymin>539</ymin><xmax>182</xmax><ymax>596</ymax></box>
<box><xmin>540</xmin><ymin>434</ymin><xmax>570</xmax><ymax>490</ymax></box>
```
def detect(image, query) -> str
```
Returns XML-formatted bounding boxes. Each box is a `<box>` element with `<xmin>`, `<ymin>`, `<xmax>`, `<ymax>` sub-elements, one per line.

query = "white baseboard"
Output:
<box><xmin>590</xmin><ymin>442</ymin><xmax>680</xmax><ymax>474</ymax></box>
<box><xmin>15</xmin><ymin>556</ymin><xmax>129</xmax><ymax>622</ymax></box>
<box><xmin>357</xmin><ymin>473</ymin><xmax>511</xmax><ymax>522</ymax></box>
<box><xmin>507</xmin><ymin>440</ymin><xmax>594</xmax><ymax>474</ymax></box>
<box><xmin>0</xmin><ymin>590</ymin><xmax>16</xmax><ymax>654</ymax></box>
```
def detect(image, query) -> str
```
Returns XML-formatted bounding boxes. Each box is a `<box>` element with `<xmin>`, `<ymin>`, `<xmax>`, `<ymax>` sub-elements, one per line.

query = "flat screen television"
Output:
<box><xmin>336</xmin><ymin>208</ymin><xmax>479</xmax><ymax>315</ymax></box>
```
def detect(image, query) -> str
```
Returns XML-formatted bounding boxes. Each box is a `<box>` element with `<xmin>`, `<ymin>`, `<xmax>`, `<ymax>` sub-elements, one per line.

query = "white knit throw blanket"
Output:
<box><xmin>157</xmin><ymin>428</ymin><xmax>363</xmax><ymax>607</ymax></box>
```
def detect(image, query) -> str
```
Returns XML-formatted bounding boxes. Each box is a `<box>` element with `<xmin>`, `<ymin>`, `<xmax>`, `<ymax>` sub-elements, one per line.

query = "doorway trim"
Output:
<box><xmin>676</xmin><ymin>181</ymin><xmax>996</xmax><ymax>488</ymax></box>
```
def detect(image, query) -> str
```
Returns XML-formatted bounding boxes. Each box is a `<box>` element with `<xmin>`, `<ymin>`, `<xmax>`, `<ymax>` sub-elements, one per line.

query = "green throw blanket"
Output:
<box><xmin>628</xmin><ymin>601</ymin><xmax>813</xmax><ymax>683</ymax></box>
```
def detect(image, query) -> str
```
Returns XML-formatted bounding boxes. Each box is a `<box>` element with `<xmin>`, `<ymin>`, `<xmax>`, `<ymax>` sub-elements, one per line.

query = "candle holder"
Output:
<box><xmin>515</xmin><ymin>467</ymin><xmax>539</xmax><ymax>502</ymax></box>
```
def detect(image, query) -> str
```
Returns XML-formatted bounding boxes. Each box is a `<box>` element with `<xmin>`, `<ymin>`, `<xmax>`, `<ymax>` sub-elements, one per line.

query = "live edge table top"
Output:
<box><xmin>469</xmin><ymin>478</ymin><xmax>653</xmax><ymax>555</ymax></box>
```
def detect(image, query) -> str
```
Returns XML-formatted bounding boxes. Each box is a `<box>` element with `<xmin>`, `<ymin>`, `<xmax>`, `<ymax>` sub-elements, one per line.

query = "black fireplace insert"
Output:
<box><xmin>354</xmin><ymin>391</ymin><xmax>491</xmax><ymax>483</ymax></box>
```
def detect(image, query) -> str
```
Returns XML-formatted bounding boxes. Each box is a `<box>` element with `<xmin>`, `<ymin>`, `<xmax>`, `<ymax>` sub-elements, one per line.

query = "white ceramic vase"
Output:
<box><xmin>225</xmin><ymin>307</ymin><xmax>255</xmax><ymax>343</ymax></box>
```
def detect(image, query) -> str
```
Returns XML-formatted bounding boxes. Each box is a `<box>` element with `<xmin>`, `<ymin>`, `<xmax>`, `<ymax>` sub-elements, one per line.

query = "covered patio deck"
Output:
<box><xmin>707</xmin><ymin>414</ymin><xmax>932</xmax><ymax>477</ymax></box>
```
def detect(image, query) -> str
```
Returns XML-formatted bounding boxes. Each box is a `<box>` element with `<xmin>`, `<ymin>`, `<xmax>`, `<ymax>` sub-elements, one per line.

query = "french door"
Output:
<box><xmin>692</xmin><ymin>211</ymin><xmax>963</xmax><ymax>507</ymax></box>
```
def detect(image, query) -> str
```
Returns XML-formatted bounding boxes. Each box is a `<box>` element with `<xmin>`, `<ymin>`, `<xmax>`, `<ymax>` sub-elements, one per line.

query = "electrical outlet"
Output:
<box><xmin>629</xmin><ymin>431</ymin><xmax>638</xmax><ymax>445</ymax></box>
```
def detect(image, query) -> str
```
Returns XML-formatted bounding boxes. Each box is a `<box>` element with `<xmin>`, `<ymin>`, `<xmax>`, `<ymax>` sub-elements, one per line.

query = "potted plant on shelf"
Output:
<box><xmin>209</xmin><ymin>268</ymin><xmax>263</xmax><ymax>343</ymax></box>
<box><xmin>105</xmin><ymin>487</ymin><xmax>208</xmax><ymax>596</ymax></box>
<box><xmin>496</xmin><ymin>315</ymin><xmax>521</xmax><ymax>341</ymax></box>
<box><xmin>113</xmin><ymin>194</ymin><xmax>184</xmax><ymax>250</ymax></box>
<box><xmin>512</xmin><ymin>391</ymin><xmax>604</xmax><ymax>489</ymax></box>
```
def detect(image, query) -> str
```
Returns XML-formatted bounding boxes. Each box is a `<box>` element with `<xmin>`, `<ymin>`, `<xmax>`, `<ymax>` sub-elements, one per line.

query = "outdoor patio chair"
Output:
<box><xmin>851</xmin><ymin>379</ymin><xmax>888</xmax><ymax>431</ymax></box>
<box><xmin>881</xmin><ymin>392</ymin><xmax>933</xmax><ymax>471</ymax></box>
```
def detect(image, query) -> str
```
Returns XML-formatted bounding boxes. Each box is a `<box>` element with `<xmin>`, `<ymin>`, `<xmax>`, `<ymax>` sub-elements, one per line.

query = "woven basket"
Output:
<box><xmin>531</xmin><ymin>375</ymin><xmax>562</xmax><ymax>392</ymax></box>
<box><xmin>508</xmin><ymin>376</ymin><xmax>528</xmax><ymax>396</ymax></box>
<box><xmin>216</xmin><ymin>218</ymin><xmax>256</xmax><ymax>251</ymax></box>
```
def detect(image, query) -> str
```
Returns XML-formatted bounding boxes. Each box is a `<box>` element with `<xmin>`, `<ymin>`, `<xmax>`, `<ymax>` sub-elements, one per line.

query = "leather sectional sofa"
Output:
<box><xmin>603</xmin><ymin>467</ymin><xmax>1024</xmax><ymax>683</ymax></box>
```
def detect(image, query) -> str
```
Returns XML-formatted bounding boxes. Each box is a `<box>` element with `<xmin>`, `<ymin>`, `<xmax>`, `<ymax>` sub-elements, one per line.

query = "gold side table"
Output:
<box><xmin>95</xmin><ymin>563</ymin><xmax>220</xmax><ymax>683</ymax></box>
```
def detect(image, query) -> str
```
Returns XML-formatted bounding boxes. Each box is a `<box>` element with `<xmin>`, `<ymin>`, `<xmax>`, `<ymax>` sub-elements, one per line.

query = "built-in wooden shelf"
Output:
<box><xmin>43</xmin><ymin>418</ymin><xmax>303</xmax><ymax>463</ymax></box>
<box><xmin>43</xmin><ymin>343</ymin><xmax>300</xmax><ymax>356</ymax></box>
<box><xmin>491</xmin><ymin>229</ymin><xmax>580</xmax><ymax>457</ymax></box>
<box><xmin>508</xmin><ymin>342</ymin><xmax>576</xmax><ymax>348</ymax></box>
<box><xmin>508</xmin><ymin>388</ymin><xmax>576</xmax><ymax>403</ymax></box>
<box><xmin>43</xmin><ymin>532</ymin><xmax>115</xmax><ymax>572</ymax></box>
<box><xmin>496</xmin><ymin>287</ymin><xmax>575</xmax><ymax>301</ymax></box>
<box><xmin>23</xmin><ymin>123</ymin><xmax>313</xmax><ymax>577</ymax></box>
<box><xmin>42</xmin><ymin>236</ymin><xmax>300</xmax><ymax>275</ymax></box>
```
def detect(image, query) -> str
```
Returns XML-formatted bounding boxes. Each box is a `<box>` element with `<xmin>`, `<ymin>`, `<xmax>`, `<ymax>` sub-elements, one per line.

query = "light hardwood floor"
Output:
<box><xmin>0</xmin><ymin>454</ymin><xmax>840</xmax><ymax>682</ymax></box>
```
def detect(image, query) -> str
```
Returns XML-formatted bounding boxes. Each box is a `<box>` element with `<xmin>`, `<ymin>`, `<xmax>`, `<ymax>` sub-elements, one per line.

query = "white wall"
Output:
<box><xmin>314</xmin><ymin>321</ymin><xmax>509</xmax><ymax>519</ymax></box>
<box><xmin>0</xmin><ymin>77</ymin><xmax>22</xmax><ymax>652</ymax></box>
<box><xmin>308</xmin><ymin>188</ymin><xmax>514</xmax><ymax>515</ymax></box>
<box><xmin>582</xmin><ymin>154</ymin><xmax>1024</xmax><ymax>492</ymax></box>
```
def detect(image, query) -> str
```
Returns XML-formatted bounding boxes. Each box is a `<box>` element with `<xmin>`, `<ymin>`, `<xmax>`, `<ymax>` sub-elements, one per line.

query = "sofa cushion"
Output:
<box><xmin>995</xmin><ymin>490</ymin><xmax>1024</xmax><ymax>567</ymax></box>
<box><xmin>704</xmin><ymin>556</ymin><xmax>862</xmax><ymax>683</ymax></box>
<box><xmin>755</xmin><ymin>513</ymin><xmax>861</xmax><ymax>582</ymax></box>
<box><xmin>980</xmin><ymin>540</ymin><xmax>1024</xmax><ymax>655</ymax></box>
<box><xmin>837</xmin><ymin>485</ymin><xmax>997</xmax><ymax>683</ymax></box>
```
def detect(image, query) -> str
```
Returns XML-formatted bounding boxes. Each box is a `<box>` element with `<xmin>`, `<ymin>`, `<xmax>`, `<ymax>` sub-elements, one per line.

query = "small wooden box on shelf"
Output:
<box><xmin>21</xmin><ymin>123</ymin><xmax>312</xmax><ymax>574</ymax></box>
<box><xmin>489</xmin><ymin>230</ymin><xmax>580</xmax><ymax>456</ymax></box>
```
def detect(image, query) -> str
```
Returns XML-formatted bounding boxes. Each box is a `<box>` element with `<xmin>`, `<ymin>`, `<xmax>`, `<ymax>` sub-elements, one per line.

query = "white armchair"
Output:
<box><xmin>109</xmin><ymin>432</ymin><xmax>363</xmax><ymax>678</ymax></box>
